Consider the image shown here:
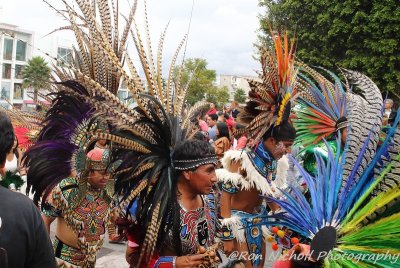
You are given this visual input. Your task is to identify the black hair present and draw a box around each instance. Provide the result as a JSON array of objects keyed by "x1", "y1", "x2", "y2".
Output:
[
  {"x1": 224, "y1": 113, "x2": 230, "y2": 120},
  {"x1": 13, "y1": 136, "x2": 19, "y2": 159},
  {"x1": 216, "y1": 122, "x2": 230, "y2": 140},
  {"x1": 209, "y1": 113, "x2": 218, "y2": 121},
  {"x1": 0, "y1": 111, "x2": 15, "y2": 165},
  {"x1": 193, "y1": 131, "x2": 207, "y2": 142},
  {"x1": 170, "y1": 139, "x2": 215, "y2": 255},
  {"x1": 235, "y1": 123, "x2": 245, "y2": 130},
  {"x1": 173, "y1": 139, "x2": 215, "y2": 164},
  {"x1": 263, "y1": 120, "x2": 296, "y2": 141}
]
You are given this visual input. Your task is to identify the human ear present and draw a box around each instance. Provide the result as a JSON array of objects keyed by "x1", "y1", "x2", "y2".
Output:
[{"x1": 182, "y1": 170, "x2": 191, "y2": 181}]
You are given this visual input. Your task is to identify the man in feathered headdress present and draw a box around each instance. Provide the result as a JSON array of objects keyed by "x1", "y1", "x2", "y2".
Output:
[
  {"x1": 125, "y1": 139, "x2": 221, "y2": 268},
  {"x1": 293, "y1": 64, "x2": 349, "y2": 177},
  {"x1": 217, "y1": 33, "x2": 297, "y2": 268},
  {"x1": 40, "y1": 147, "x2": 114, "y2": 267},
  {"x1": 22, "y1": 82, "x2": 120, "y2": 268}
]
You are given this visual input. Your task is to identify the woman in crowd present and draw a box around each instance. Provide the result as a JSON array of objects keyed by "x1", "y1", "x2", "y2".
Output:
[
  {"x1": 214, "y1": 122, "x2": 231, "y2": 160},
  {"x1": 232, "y1": 124, "x2": 247, "y2": 150}
]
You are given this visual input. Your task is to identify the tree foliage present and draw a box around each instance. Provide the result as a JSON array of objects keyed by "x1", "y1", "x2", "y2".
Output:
[
  {"x1": 175, "y1": 58, "x2": 217, "y2": 106},
  {"x1": 234, "y1": 88, "x2": 246, "y2": 103},
  {"x1": 259, "y1": 0, "x2": 400, "y2": 100},
  {"x1": 206, "y1": 86, "x2": 230, "y2": 108},
  {"x1": 22, "y1": 56, "x2": 51, "y2": 101}
]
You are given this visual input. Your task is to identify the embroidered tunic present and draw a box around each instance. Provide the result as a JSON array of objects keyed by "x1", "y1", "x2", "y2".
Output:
[
  {"x1": 42, "y1": 177, "x2": 113, "y2": 267},
  {"x1": 164, "y1": 191, "x2": 219, "y2": 255}
]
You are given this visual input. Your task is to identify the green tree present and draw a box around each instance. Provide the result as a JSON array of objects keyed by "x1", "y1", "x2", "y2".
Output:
[
  {"x1": 259, "y1": 0, "x2": 400, "y2": 99},
  {"x1": 206, "y1": 86, "x2": 230, "y2": 108},
  {"x1": 174, "y1": 58, "x2": 217, "y2": 105},
  {"x1": 234, "y1": 88, "x2": 246, "y2": 103},
  {"x1": 22, "y1": 56, "x2": 51, "y2": 102}
]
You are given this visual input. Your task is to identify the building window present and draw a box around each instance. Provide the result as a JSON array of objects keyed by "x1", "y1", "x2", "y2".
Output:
[
  {"x1": 3, "y1": 39, "x2": 13, "y2": 60},
  {"x1": 15, "y1": 64, "x2": 24, "y2": 79},
  {"x1": 57, "y1": 47, "x2": 73, "y2": 66},
  {"x1": 1, "y1": 82, "x2": 11, "y2": 99},
  {"x1": 14, "y1": 83, "x2": 23, "y2": 99},
  {"x1": 16, "y1": 40, "x2": 27, "y2": 61},
  {"x1": 2, "y1": 63, "x2": 11, "y2": 79}
]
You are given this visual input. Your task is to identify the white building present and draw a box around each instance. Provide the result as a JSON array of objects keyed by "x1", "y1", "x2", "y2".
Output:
[
  {"x1": 219, "y1": 74, "x2": 257, "y2": 100},
  {"x1": 0, "y1": 21, "x2": 143, "y2": 109},
  {"x1": 0, "y1": 23, "x2": 34, "y2": 108},
  {"x1": 0, "y1": 21, "x2": 77, "y2": 109}
]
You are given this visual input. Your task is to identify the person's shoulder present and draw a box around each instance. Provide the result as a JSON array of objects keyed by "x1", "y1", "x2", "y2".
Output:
[
  {"x1": 55, "y1": 177, "x2": 79, "y2": 198},
  {"x1": 0, "y1": 186, "x2": 33, "y2": 205}
]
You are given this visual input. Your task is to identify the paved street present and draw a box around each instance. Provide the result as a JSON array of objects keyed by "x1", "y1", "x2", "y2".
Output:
[
  {"x1": 96, "y1": 236, "x2": 128, "y2": 268},
  {"x1": 50, "y1": 226, "x2": 277, "y2": 267},
  {"x1": 50, "y1": 227, "x2": 128, "y2": 268}
]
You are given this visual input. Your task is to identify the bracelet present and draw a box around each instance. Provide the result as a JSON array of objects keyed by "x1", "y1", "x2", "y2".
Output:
[
  {"x1": 154, "y1": 256, "x2": 176, "y2": 268},
  {"x1": 220, "y1": 223, "x2": 235, "y2": 241},
  {"x1": 172, "y1": 256, "x2": 176, "y2": 268}
]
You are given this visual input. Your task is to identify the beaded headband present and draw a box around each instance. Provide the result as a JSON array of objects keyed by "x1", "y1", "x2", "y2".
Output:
[
  {"x1": 335, "y1": 119, "x2": 348, "y2": 132},
  {"x1": 174, "y1": 156, "x2": 218, "y2": 171},
  {"x1": 86, "y1": 148, "x2": 111, "y2": 171}
]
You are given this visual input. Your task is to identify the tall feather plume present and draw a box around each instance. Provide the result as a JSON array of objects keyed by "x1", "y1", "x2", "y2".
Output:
[
  {"x1": 341, "y1": 70, "x2": 383, "y2": 190},
  {"x1": 238, "y1": 31, "x2": 297, "y2": 142},
  {"x1": 259, "y1": 117, "x2": 400, "y2": 266},
  {"x1": 35, "y1": 1, "x2": 209, "y2": 266},
  {"x1": 293, "y1": 65, "x2": 347, "y2": 148}
]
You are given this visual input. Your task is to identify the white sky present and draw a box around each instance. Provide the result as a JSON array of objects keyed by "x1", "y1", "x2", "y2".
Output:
[{"x1": 0, "y1": 0, "x2": 262, "y2": 77}]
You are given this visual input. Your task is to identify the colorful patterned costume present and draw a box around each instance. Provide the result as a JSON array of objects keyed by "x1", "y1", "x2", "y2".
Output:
[
  {"x1": 218, "y1": 32, "x2": 297, "y2": 267},
  {"x1": 127, "y1": 189, "x2": 221, "y2": 268},
  {"x1": 258, "y1": 67, "x2": 400, "y2": 267},
  {"x1": 218, "y1": 146, "x2": 287, "y2": 266},
  {"x1": 42, "y1": 177, "x2": 113, "y2": 267}
]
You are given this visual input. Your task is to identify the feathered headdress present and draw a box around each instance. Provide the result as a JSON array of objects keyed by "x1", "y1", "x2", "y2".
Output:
[
  {"x1": 294, "y1": 64, "x2": 348, "y2": 148},
  {"x1": 27, "y1": 0, "x2": 216, "y2": 266},
  {"x1": 260, "y1": 85, "x2": 399, "y2": 265},
  {"x1": 238, "y1": 32, "x2": 298, "y2": 142},
  {"x1": 0, "y1": 103, "x2": 44, "y2": 149},
  {"x1": 23, "y1": 81, "x2": 119, "y2": 203}
]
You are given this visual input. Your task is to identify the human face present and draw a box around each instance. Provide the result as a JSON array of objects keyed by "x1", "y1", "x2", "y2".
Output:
[
  {"x1": 384, "y1": 100, "x2": 392, "y2": 109},
  {"x1": 88, "y1": 170, "x2": 111, "y2": 189},
  {"x1": 207, "y1": 117, "x2": 216, "y2": 127},
  {"x1": 264, "y1": 138, "x2": 294, "y2": 160},
  {"x1": 97, "y1": 139, "x2": 107, "y2": 147},
  {"x1": 187, "y1": 164, "x2": 217, "y2": 195}
]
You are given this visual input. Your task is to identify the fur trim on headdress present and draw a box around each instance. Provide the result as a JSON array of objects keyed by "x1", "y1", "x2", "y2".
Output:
[{"x1": 217, "y1": 150, "x2": 288, "y2": 198}]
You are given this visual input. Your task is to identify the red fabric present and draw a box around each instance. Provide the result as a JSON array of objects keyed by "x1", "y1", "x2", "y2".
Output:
[
  {"x1": 225, "y1": 116, "x2": 236, "y2": 130},
  {"x1": 235, "y1": 136, "x2": 248, "y2": 150},
  {"x1": 273, "y1": 260, "x2": 293, "y2": 268},
  {"x1": 206, "y1": 108, "x2": 217, "y2": 115},
  {"x1": 127, "y1": 231, "x2": 163, "y2": 268},
  {"x1": 199, "y1": 120, "x2": 209, "y2": 132},
  {"x1": 14, "y1": 127, "x2": 31, "y2": 148}
]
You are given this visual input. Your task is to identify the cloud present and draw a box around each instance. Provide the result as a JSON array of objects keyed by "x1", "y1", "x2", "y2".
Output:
[{"x1": 1, "y1": 0, "x2": 261, "y2": 77}]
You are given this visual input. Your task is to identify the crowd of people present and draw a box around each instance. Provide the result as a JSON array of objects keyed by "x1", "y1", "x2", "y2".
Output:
[
  {"x1": 193, "y1": 101, "x2": 248, "y2": 161},
  {"x1": 0, "y1": 1, "x2": 399, "y2": 268}
]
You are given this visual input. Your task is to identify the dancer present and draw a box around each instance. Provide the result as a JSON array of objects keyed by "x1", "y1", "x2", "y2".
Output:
[{"x1": 218, "y1": 33, "x2": 297, "y2": 268}]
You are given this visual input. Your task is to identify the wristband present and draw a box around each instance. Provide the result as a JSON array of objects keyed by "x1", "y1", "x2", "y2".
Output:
[
  {"x1": 220, "y1": 223, "x2": 235, "y2": 241},
  {"x1": 154, "y1": 256, "x2": 177, "y2": 268}
]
